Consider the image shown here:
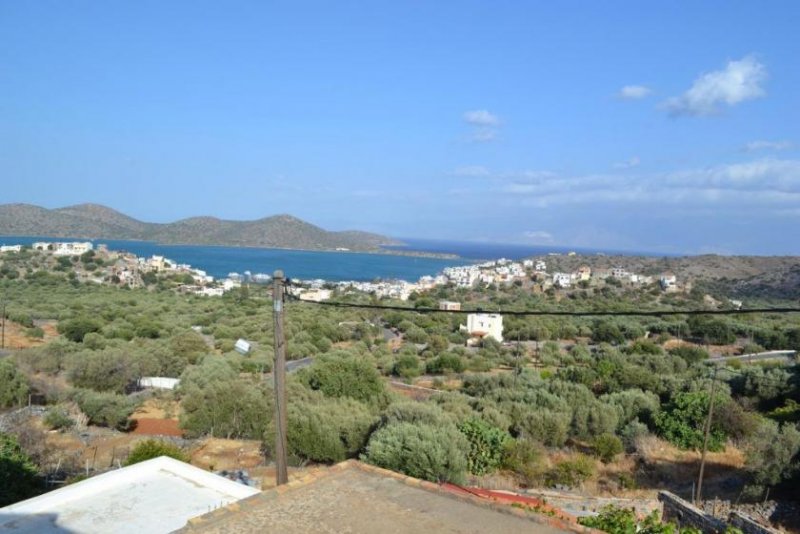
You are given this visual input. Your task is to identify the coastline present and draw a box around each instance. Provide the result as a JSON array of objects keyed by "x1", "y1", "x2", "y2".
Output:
[{"x1": 0, "y1": 234, "x2": 461, "y2": 260}]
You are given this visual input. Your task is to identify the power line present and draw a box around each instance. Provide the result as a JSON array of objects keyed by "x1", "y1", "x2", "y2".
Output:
[{"x1": 285, "y1": 290, "x2": 800, "y2": 318}]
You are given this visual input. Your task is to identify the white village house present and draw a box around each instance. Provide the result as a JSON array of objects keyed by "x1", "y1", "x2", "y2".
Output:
[{"x1": 462, "y1": 313, "x2": 504, "y2": 343}]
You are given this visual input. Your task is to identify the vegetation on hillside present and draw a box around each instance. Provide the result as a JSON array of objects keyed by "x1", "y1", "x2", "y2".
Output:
[
  {"x1": 1, "y1": 246, "x2": 799, "y2": 526},
  {"x1": 0, "y1": 203, "x2": 399, "y2": 250}
]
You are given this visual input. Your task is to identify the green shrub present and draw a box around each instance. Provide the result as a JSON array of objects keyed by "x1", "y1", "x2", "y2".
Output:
[
  {"x1": 744, "y1": 419, "x2": 800, "y2": 490},
  {"x1": 579, "y1": 506, "x2": 699, "y2": 534},
  {"x1": 70, "y1": 389, "x2": 137, "y2": 430},
  {"x1": 457, "y1": 419, "x2": 511, "y2": 475},
  {"x1": 0, "y1": 432, "x2": 41, "y2": 506},
  {"x1": 43, "y1": 408, "x2": 75, "y2": 431},
  {"x1": 547, "y1": 454, "x2": 595, "y2": 488},
  {"x1": 0, "y1": 359, "x2": 30, "y2": 408},
  {"x1": 516, "y1": 409, "x2": 570, "y2": 447},
  {"x1": 425, "y1": 353, "x2": 465, "y2": 374},
  {"x1": 25, "y1": 326, "x2": 45, "y2": 339},
  {"x1": 593, "y1": 433, "x2": 623, "y2": 463},
  {"x1": 655, "y1": 391, "x2": 727, "y2": 451},
  {"x1": 502, "y1": 439, "x2": 546, "y2": 486},
  {"x1": 601, "y1": 389, "x2": 661, "y2": 428},
  {"x1": 382, "y1": 402, "x2": 454, "y2": 427},
  {"x1": 58, "y1": 317, "x2": 102, "y2": 342},
  {"x1": 179, "y1": 359, "x2": 271, "y2": 439},
  {"x1": 362, "y1": 422, "x2": 468, "y2": 484},
  {"x1": 579, "y1": 505, "x2": 637, "y2": 533},
  {"x1": 287, "y1": 393, "x2": 376, "y2": 463},
  {"x1": 125, "y1": 439, "x2": 189, "y2": 465},
  {"x1": 392, "y1": 354, "x2": 421, "y2": 379},
  {"x1": 620, "y1": 419, "x2": 650, "y2": 451},
  {"x1": 668, "y1": 345, "x2": 709, "y2": 364},
  {"x1": 299, "y1": 352, "x2": 388, "y2": 406}
]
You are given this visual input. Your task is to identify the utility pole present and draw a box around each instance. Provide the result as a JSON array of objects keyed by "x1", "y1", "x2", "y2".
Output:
[
  {"x1": 1, "y1": 300, "x2": 6, "y2": 350},
  {"x1": 695, "y1": 366, "x2": 718, "y2": 505},
  {"x1": 272, "y1": 270, "x2": 289, "y2": 486}
]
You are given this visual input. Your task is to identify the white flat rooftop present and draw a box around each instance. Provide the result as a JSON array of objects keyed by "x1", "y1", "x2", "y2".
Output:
[{"x1": 0, "y1": 456, "x2": 260, "y2": 534}]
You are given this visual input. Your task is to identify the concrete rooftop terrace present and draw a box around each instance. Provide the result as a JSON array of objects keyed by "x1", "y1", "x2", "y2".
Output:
[
  {"x1": 0, "y1": 456, "x2": 260, "y2": 534},
  {"x1": 179, "y1": 460, "x2": 581, "y2": 534}
]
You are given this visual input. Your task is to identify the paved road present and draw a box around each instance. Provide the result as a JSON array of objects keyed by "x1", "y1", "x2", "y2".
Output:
[
  {"x1": 709, "y1": 350, "x2": 796, "y2": 365},
  {"x1": 285, "y1": 357, "x2": 314, "y2": 373}
]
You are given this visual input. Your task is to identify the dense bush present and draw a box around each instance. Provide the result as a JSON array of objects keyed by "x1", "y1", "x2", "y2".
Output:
[
  {"x1": 593, "y1": 433, "x2": 624, "y2": 463},
  {"x1": 546, "y1": 454, "x2": 595, "y2": 488},
  {"x1": 179, "y1": 359, "x2": 271, "y2": 439},
  {"x1": 516, "y1": 409, "x2": 570, "y2": 447},
  {"x1": 579, "y1": 505, "x2": 697, "y2": 534},
  {"x1": 125, "y1": 439, "x2": 189, "y2": 465},
  {"x1": 299, "y1": 352, "x2": 388, "y2": 406},
  {"x1": 655, "y1": 391, "x2": 728, "y2": 451},
  {"x1": 392, "y1": 354, "x2": 422, "y2": 379},
  {"x1": 601, "y1": 389, "x2": 661, "y2": 428},
  {"x1": 58, "y1": 316, "x2": 102, "y2": 342},
  {"x1": 287, "y1": 391, "x2": 376, "y2": 463},
  {"x1": 382, "y1": 401, "x2": 455, "y2": 427},
  {"x1": 362, "y1": 422, "x2": 468, "y2": 483},
  {"x1": 501, "y1": 439, "x2": 546, "y2": 486},
  {"x1": 668, "y1": 344, "x2": 709, "y2": 364},
  {"x1": 67, "y1": 347, "x2": 156, "y2": 392},
  {"x1": 70, "y1": 389, "x2": 137, "y2": 430},
  {"x1": 43, "y1": 408, "x2": 75, "y2": 431},
  {"x1": 744, "y1": 419, "x2": 800, "y2": 491},
  {"x1": 0, "y1": 432, "x2": 41, "y2": 506},
  {"x1": 425, "y1": 353, "x2": 465, "y2": 374},
  {"x1": 0, "y1": 359, "x2": 30, "y2": 408},
  {"x1": 457, "y1": 418, "x2": 511, "y2": 475}
]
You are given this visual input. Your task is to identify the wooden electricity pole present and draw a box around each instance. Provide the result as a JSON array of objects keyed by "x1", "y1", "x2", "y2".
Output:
[
  {"x1": 695, "y1": 366, "x2": 718, "y2": 504},
  {"x1": 1, "y1": 300, "x2": 6, "y2": 350},
  {"x1": 272, "y1": 270, "x2": 289, "y2": 486}
]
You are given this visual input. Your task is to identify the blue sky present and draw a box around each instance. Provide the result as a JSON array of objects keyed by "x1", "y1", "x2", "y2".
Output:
[{"x1": 1, "y1": 1, "x2": 798, "y2": 254}]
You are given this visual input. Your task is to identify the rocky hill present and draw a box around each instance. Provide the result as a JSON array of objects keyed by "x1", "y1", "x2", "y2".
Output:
[
  {"x1": 541, "y1": 254, "x2": 800, "y2": 300},
  {"x1": 0, "y1": 203, "x2": 400, "y2": 251}
]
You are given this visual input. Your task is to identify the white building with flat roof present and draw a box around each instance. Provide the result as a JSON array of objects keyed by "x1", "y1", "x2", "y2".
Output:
[
  {"x1": 463, "y1": 313, "x2": 503, "y2": 343},
  {"x1": 0, "y1": 456, "x2": 259, "y2": 534}
]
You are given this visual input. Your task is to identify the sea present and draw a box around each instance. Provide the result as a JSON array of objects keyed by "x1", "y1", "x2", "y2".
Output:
[{"x1": 0, "y1": 235, "x2": 661, "y2": 282}]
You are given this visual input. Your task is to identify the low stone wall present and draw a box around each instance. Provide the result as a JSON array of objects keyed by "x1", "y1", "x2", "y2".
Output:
[
  {"x1": 659, "y1": 492, "x2": 784, "y2": 534},
  {"x1": 658, "y1": 491, "x2": 726, "y2": 533},
  {"x1": 728, "y1": 511, "x2": 783, "y2": 534}
]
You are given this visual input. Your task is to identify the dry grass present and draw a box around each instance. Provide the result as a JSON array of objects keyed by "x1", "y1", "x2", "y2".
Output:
[
  {"x1": 131, "y1": 397, "x2": 182, "y2": 419},
  {"x1": 190, "y1": 437, "x2": 264, "y2": 471},
  {"x1": 0, "y1": 319, "x2": 58, "y2": 349}
]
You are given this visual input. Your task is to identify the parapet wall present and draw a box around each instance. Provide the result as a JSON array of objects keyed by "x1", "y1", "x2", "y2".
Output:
[
  {"x1": 658, "y1": 492, "x2": 782, "y2": 534},
  {"x1": 659, "y1": 491, "x2": 726, "y2": 533}
]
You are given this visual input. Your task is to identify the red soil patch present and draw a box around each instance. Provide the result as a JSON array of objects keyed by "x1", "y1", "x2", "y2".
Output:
[
  {"x1": 131, "y1": 418, "x2": 183, "y2": 437},
  {"x1": 442, "y1": 483, "x2": 578, "y2": 522}
]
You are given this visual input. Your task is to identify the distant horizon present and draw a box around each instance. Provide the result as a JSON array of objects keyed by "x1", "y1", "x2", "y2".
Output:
[
  {"x1": 2, "y1": 2, "x2": 798, "y2": 255},
  {"x1": 2, "y1": 201, "x2": 796, "y2": 258}
]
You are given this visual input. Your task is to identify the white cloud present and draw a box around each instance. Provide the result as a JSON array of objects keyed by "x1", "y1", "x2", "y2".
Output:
[
  {"x1": 523, "y1": 230, "x2": 554, "y2": 243},
  {"x1": 463, "y1": 109, "x2": 500, "y2": 126},
  {"x1": 470, "y1": 128, "x2": 497, "y2": 142},
  {"x1": 462, "y1": 110, "x2": 500, "y2": 142},
  {"x1": 495, "y1": 158, "x2": 800, "y2": 208},
  {"x1": 614, "y1": 156, "x2": 641, "y2": 169},
  {"x1": 618, "y1": 85, "x2": 651, "y2": 99},
  {"x1": 743, "y1": 140, "x2": 793, "y2": 152},
  {"x1": 664, "y1": 55, "x2": 767, "y2": 116},
  {"x1": 452, "y1": 165, "x2": 490, "y2": 177}
]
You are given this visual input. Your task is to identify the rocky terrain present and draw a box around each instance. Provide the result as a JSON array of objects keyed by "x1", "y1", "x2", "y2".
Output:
[{"x1": 0, "y1": 203, "x2": 401, "y2": 251}]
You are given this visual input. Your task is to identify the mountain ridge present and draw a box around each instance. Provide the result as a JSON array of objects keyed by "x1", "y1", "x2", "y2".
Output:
[{"x1": 0, "y1": 203, "x2": 401, "y2": 251}]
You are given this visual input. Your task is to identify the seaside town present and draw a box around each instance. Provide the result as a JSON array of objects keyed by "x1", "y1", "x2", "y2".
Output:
[
  {"x1": 0, "y1": 241, "x2": 684, "y2": 304},
  {"x1": 1, "y1": 240, "x2": 692, "y2": 350}
]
